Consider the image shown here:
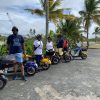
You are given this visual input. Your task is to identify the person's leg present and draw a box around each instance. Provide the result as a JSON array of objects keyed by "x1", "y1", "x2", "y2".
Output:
[
  {"x1": 74, "y1": 47, "x2": 79, "y2": 53},
  {"x1": 15, "y1": 53, "x2": 27, "y2": 81},
  {"x1": 12, "y1": 63, "x2": 18, "y2": 80},
  {"x1": 35, "y1": 55, "x2": 38, "y2": 66},
  {"x1": 59, "y1": 48, "x2": 63, "y2": 62},
  {"x1": 19, "y1": 63, "x2": 24, "y2": 76},
  {"x1": 11, "y1": 54, "x2": 17, "y2": 80},
  {"x1": 38, "y1": 55, "x2": 42, "y2": 66},
  {"x1": 35, "y1": 55, "x2": 41, "y2": 67},
  {"x1": 19, "y1": 63, "x2": 27, "y2": 81}
]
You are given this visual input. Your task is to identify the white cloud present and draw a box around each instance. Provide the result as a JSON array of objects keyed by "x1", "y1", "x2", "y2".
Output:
[{"x1": 0, "y1": 0, "x2": 98, "y2": 38}]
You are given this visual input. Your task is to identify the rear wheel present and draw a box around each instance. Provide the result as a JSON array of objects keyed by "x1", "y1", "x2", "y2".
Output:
[{"x1": 26, "y1": 67, "x2": 36, "y2": 76}]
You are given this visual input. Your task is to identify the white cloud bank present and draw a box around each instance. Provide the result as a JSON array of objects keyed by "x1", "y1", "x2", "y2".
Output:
[{"x1": 0, "y1": 0, "x2": 98, "y2": 38}]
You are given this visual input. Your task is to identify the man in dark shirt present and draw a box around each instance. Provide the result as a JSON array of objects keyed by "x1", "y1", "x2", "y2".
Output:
[
  {"x1": 7, "y1": 26, "x2": 27, "y2": 81},
  {"x1": 56, "y1": 34, "x2": 64, "y2": 59}
]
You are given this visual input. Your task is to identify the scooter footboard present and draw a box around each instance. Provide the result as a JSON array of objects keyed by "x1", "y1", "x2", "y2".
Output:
[{"x1": 82, "y1": 48, "x2": 87, "y2": 51}]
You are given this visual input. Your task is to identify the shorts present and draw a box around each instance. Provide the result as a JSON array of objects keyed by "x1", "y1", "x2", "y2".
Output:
[
  {"x1": 56, "y1": 48, "x2": 63, "y2": 56},
  {"x1": 10, "y1": 53, "x2": 23, "y2": 63}
]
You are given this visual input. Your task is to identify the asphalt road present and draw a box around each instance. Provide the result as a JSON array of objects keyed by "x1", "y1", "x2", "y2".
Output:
[{"x1": 0, "y1": 49, "x2": 100, "y2": 100}]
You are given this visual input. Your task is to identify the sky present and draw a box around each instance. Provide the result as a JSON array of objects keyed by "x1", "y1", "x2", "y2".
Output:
[{"x1": 0, "y1": 0, "x2": 98, "y2": 38}]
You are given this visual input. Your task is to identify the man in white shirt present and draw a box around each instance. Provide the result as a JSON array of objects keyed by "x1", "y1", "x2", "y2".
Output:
[
  {"x1": 33, "y1": 35, "x2": 43, "y2": 66},
  {"x1": 46, "y1": 37, "x2": 54, "y2": 58},
  {"x1": 74, "y1": 40, "x2": 82, "y2": 55}
]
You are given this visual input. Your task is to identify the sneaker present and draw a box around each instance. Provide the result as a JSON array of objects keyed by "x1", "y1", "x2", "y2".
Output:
[
  {"x1": 12, "y1": 75, "x2": 17, "y2": 80},
  {"x1": 22, "y1": 76, "x2": 27, "y2": 81}
]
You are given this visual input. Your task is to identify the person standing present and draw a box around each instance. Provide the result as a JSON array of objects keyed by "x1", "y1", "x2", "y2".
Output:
[
  {"x1": 63, "y1": 38, "x2": 69, "y2": 51},
  {"x1": 56, "y1": 34, "x2": 64, "y2": 57},
  {"x1": 7, "y1": 26, "x2": 27, "y2": 81},
  {"x1": 33, "y1": 34, "x2": 43, "y2": 66},
  {"x1": 46, "y1": 36, "x2": 54, "y2": 59}
]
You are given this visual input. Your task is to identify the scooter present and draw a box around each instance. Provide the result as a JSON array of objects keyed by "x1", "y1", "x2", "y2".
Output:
[
  {"x1": 26, "y1": 55, "x2": 52, "y2": 71},
  {"x1": 54, "y1": 50, "x2": 71, "y2": 63},
  {"x1": 24, "y1": 60, "x2": 38, "y2": 76},
  {"x1": 0, "y1": 55, "x2": 37, "y2": 76},
  {"x1": 40, "y1": 56, "x2": 51, "y2": 70},
  {"x1": 70, "y1": 47, "x2": 87, "y2": 59},
  {"x1": 45, "y1": 50, "x2": 60, "y2": 65},
  {"x1": 0, "y1": 70, "x2": 7, "y2": 90}
]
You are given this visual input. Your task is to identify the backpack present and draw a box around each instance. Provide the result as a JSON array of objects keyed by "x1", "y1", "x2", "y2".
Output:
[{"x1": 63, "y1": 39, "x2": 69, "y2": 48}]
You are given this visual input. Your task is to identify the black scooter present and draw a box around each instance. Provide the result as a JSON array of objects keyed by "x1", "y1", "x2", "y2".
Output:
[{"x1": 0, "y1": 70, "x2": 7, "y2": 90}]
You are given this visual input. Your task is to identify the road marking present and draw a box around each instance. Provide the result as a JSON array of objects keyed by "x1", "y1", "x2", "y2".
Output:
[
  {"x1": 34, "y1": 87, "x2": 48, "y2": 100},
  {"x1": 43, "y1": 85, "x2": 66, "y2": 100},
  {"x1": 34, "y1": 85, "x2": 100, "y2": 100}
]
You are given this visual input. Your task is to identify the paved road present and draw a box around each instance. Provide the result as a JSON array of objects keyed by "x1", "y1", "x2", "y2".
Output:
[{"x1": 0, "y1": 49, "x2": 100, "y2": 100}]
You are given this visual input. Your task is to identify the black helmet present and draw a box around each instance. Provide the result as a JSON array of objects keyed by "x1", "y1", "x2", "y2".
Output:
[
  {"x1": 36, "y1": 34, "x2": 42, "y2": 39},
  {"x1": 12, "y1": 26, "x2": 18, "y2": 32}
]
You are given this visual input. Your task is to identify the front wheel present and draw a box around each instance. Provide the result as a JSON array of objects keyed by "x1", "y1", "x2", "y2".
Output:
[
  {"x1": 52, "y1": 57, "x2": 59, "y2": 64},
  {"x1": 26, "y1": 67, "x2": 36, "y2": 76},
  {"x1": 0, "y1": 75, "x2": 7, "y2": 90},
  {"x1": 42, "y1": 64, "x2": 50, "y2": 70},
  {"x1": 64, "y1": 55, "x2": 71, "y2": 62}
]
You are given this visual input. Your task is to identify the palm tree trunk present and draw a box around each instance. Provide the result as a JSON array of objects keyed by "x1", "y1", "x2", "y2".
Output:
[
  {"x1": 95, "y1": 34, "x2": 96, "y2": 43},
  {"x1": 86, "y1": 27, "x2": 89, "y2": 49},
  {"x1": 46, "y1": 0, "x2": 49, "y2": 42}
]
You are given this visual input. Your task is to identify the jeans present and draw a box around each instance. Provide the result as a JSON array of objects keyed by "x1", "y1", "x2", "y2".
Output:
[
  {"x1": 35, "y1": 55, "x2": 42, "y2": 66},
  {"x1": 74, "y1": 47, "x2": 81, "y2": 54}
]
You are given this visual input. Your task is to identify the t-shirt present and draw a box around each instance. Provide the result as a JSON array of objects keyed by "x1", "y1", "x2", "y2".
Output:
[
  {"x1": 46, "y1": 41, "x2": 54, "y2": 50},
  {"x1": 56, "y1": 38, "x2": 64, "y2": 48},
  {"x1": 63, "y1": 39, "x2": 69, "y2": 48},
  {"x1": 7, "y1": 34, "x2": 24, "y2": 54},
  {"x1": 76, "y1": 42, "x2": 82, "y2": 47},
  {"x1": 34, "y1": 40, "x2": 43, "y2": 55}
]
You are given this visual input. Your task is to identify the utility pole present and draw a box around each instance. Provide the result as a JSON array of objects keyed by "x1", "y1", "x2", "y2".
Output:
[
  {"x1": 45, "y1": 0, "x2": 49, "y2": 41},
  {"x1": 6, "y1": 13, "x2": 14, "y2": 26}
]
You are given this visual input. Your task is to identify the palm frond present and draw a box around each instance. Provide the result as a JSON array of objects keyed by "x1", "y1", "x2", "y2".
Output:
[
  {"x1": 50, "y1": 0, "x2": 62, "y2": 11},
  {"x1": 25, "y1": 8, "x2": 44, "y2": 16},
  {"x1": 40, "y1": 0, "x2": 46, "y2": 10},
  {"x1": 92, "y1": 15, "x2": 100, "y2": 25}
]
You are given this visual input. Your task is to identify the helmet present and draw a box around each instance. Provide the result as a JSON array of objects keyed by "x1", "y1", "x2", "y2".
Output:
[{"x1": 36, "y1": 34, "x2": 42, "y2": 39}]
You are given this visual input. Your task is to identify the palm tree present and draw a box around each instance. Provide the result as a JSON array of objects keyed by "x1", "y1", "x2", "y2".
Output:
[
  {"x1": 79, "y1": 0, "x2": 100, "y2": 48},
  {"x1": 26, "y1": 0, "x2": 64, "y2": 39},
  {"x1": 26, "y1": 0, "x2": 64, "y2": 23},
  {"x1": 93, "y1": 27, "x2": 100, "y2": 42},
  {"x1": 57, "y1": 18, "x2": 82, "y2": 47}
]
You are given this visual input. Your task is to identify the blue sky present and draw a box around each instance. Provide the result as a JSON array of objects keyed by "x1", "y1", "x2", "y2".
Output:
[{"x1": 0, "y1": 0, "x2": 98, "y2": 38}]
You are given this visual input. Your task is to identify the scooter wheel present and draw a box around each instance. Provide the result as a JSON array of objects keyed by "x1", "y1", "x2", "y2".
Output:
[
  {"x1": 42, "y1": 64, "x2": 50, "y2": 70},
  {"x1": 26, "y1": 67, "x2": 36, "y2": 76},
  {"x1": 52, "y1": 57, "x2": 59, "y2": 64},
  {"x1": 0, "y1": 76, "x2": 7, "y2": 90},
  {"x1": 81, "y1": 53, "x2": 87, "y2": 59},
  {"x1": 64, "y1": 55, "x2": 71, "y2": 62}
]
